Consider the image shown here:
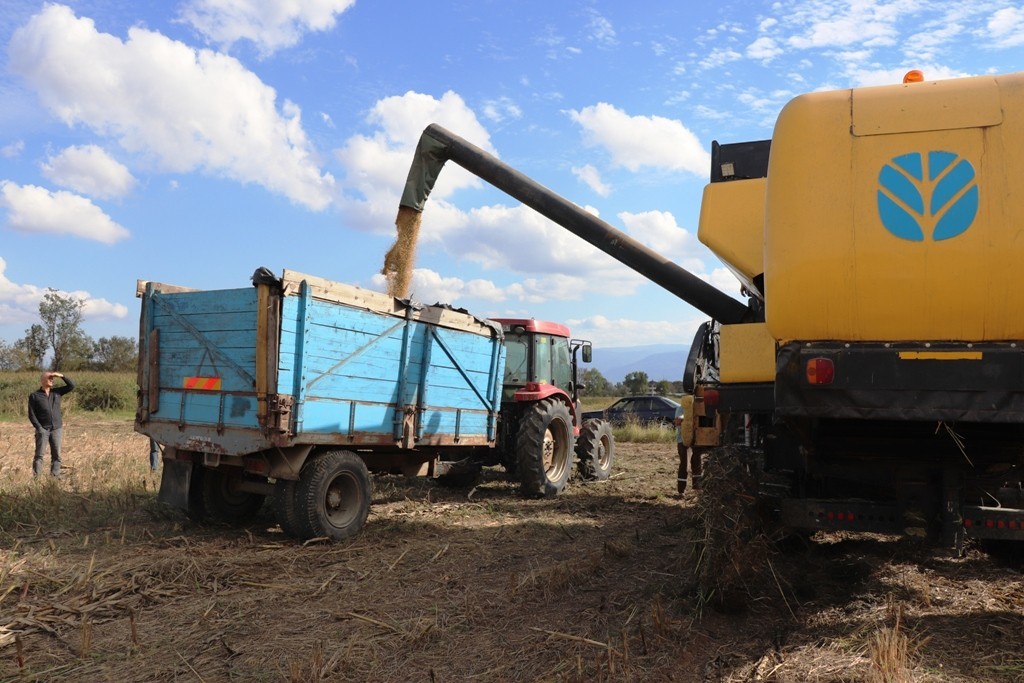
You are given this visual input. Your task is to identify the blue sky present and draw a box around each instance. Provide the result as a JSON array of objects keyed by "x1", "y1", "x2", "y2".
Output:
[{"x1": 1, "y1": 1, "x2": 1022, "y2": 354}]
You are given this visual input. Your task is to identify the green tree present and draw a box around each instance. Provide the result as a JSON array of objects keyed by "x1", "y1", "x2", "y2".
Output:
[
  {"x1": 0, "y1": 339, "x2": 26, "y2": 371},
  {"x1": 92, "y1": 336, "x2": 138, "y2": 371},
  {"x1": 623, "y1": 370, "x2": 649, "y2": 395},
  {"x1": 12, "y1": 324, "x2": 49, "y2": 370},
  {"x1": 654, "y1": 380, "x2": 672, "y2": 396},
  {"x1": 39, "y1": 289, "x2": 91, "y2": 370},
  {"x1": 580, "y1": 367, "x2": 611, "y2": 396}
]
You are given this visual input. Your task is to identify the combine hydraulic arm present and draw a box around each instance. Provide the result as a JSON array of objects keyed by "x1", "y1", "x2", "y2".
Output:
[{"x1": 397, "y1": 124, "x2": 751, "y2": 325}]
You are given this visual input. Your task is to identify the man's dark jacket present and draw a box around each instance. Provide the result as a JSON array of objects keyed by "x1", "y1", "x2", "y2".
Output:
[{"x1": 28, "y1": 376, "x2": 75, "y2": 431}]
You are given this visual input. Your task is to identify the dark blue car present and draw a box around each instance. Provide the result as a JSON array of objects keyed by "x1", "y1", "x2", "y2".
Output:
[{"x1": 582, "y1": 395, "x2": 680, "y2": 426}]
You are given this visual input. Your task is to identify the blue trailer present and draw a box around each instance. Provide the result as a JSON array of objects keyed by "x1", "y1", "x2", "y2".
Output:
[
  {"x1": 136, "y1": 269, "x2": 508, "y2": 539},
  {"x1": 136, "y1": 269, "x2": 614, "y2": 540}
]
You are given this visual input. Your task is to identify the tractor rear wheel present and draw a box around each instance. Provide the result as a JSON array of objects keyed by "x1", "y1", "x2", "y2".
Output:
[
  {"x1": 576, "y1": 419, "x2": 614, "y2": 481},
  {"x1": 295, "y1": 450, "x2": 371, "y2": 541},
  {"x1": 516, "y1": 398, "x2": 573, "y2": 497}
]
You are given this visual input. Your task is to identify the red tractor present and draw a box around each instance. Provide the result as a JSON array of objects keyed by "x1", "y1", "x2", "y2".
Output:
[{"x1": 446, "y1": 317, "x2": 614, "y2": 496}]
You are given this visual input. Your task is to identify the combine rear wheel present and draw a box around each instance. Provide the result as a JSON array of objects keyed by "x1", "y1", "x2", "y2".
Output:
[
  {"x1": 516, "y1": 399, "x2": 573, "y2": 497},
  {"x1": 295, "y1": 450, "x2": 371, "y2": 541},
  {"x1": 576, "y1": 419, "x2": 614, "y2": 481}
]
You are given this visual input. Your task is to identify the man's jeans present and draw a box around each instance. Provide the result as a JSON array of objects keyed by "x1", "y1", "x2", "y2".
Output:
[{"x1": 33, "y1": 427, "x2": 63, "y2": 477}]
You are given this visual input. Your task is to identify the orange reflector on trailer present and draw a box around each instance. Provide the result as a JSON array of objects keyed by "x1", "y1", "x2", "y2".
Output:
[
  {"x1": 805, "y1": 358, "x2": 834, "y2": 385},
  {"x1": 184, "y1": 376, "x2": 222, "y2": 390}
]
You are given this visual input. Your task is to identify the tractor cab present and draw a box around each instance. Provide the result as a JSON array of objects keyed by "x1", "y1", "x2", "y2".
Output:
[{"x1": 492, "y1": 318, "x2": 591, "y2": 405}]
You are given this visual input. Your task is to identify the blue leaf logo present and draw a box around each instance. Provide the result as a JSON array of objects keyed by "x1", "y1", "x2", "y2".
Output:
[{"x1": 877, "y1": 151, "x2": 978, "y2": 242}]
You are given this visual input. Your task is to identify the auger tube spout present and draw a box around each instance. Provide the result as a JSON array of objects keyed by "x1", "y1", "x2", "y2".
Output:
[{"x1": 397, "y1": 123, "x2": 752, "y2": 325}]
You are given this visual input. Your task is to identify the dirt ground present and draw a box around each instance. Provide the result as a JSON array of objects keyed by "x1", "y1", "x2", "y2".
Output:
[{"x1": 1, "y1": 419, "x2": 1023, "y2": 682}]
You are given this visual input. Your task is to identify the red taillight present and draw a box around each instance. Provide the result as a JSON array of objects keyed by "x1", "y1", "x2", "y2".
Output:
[
  {"x1": 806, "y1": 358, "x2": 835, "y2": 385},
  {"x1": 703, "y1": 389, "x2": 720, "y2": 407}
]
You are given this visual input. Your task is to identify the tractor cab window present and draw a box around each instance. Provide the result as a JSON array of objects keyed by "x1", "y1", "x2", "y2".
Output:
[
  {"x1": 534, "y1": 335, "x2": 551, "y2": 384},
  {"x1": 551, "y1": 336, "x2": 571, "y2": 391},
  {"x1": 504, "y1": 337, "x2": 529, "y2": 385}
]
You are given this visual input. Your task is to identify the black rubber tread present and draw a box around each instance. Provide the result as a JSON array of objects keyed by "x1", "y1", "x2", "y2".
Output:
[
  {"x1": 273, "y1": 478, "x2": 308, "y2": 539},
  {"x1": 200, "y1": 468, "x2": 265, "y2": 522},
  {"x1": 575, "y1": 418, "x2": 615, "y2": 481},
  {"x1": 295, "y1": 450, "x2": 372, "y2": 541},
  {"x1": 186, "y1": 462, "x2": 207, "y2": 522},
  {"x1": 515, "y1": 398, "x2": 574, "y2": 498}
]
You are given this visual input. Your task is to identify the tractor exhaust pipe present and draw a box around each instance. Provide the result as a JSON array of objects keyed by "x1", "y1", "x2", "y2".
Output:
[{"x1": 390, "y1": 123, "x2": 752, "y2": 325}]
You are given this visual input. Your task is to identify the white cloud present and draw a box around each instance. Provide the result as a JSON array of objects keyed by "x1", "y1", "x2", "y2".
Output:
[
  {"x1": 0, "y1": 256, "x2": 128, "y2": 328},
  {"x1": 1, "y1": 141, "x2": 24, "y2": 158},
  {"x1": 481, "y1": 97, "x2": 523, "y2": 123},
  {"x1": 9, "y1": 4, "x2": 335, "y2": 211},
  {"x1": 617, "y1": 210, "x2": 706, "y2": 272},
  {"x1": 369, "y1": 268, "x2": 511, "y2": 306},
  {"x1": 572, "y1": 164, "x2": 610, "y2": 197},
  {"x1": 569, "y1": 103, "x2": 709, "y2": 175},
  {"x1": 987, "y1": 7, "x2": 1024, "y2": 47},
  {"x1": 334, "y1": 90, "x2": 493, "y2": 231},
  {"x1": 747, "y1": 36, "x2": 783, "y2": 61},
  {"x1": 587, "y1": 10, "x2": 617, "y2": 47},
  {"x1": 0, "y1": 181, "x2": 130, "y2": 244},
  {"x1": 41, "y1": 145, "x2": 136, "y2": 200},
  {"x1": 710, "y1": 267, "x2": 743, "y2": 297},
  {"x1": 565, "y1": 313, "x2": 707, "y2": 348},
  {"x1": 845, "y1": 64, "x2": 970, "y2": 88},
  {"x1": 179, "y1": 0, "x2": 356, "y2": 55},
  {"x1": 699, "y1": 48, "x2": 743, "y2": 70}
]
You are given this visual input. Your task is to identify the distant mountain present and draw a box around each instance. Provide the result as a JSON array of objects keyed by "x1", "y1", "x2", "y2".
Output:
[{"x1": 588, "y1": 344, "x2": 689, "y2": 383}]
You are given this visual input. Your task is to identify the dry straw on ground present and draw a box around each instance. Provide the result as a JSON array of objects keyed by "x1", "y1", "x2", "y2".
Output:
[{"x1": 1, "y1": 419, "x2": 1023, "y2": 682}]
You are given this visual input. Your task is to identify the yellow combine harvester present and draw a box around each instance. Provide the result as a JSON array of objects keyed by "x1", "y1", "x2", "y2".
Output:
[{"x1": 399, "y1": 71, "x2": 1024, "y2": 549}]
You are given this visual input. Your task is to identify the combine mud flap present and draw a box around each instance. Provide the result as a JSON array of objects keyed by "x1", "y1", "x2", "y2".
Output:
[{"x1": 158, "y1": 459, "x2": 193, "y2": 510}]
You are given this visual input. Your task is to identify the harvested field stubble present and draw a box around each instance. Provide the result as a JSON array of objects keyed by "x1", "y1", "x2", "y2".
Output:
[{"x1": 0, "y1": 419, "x2": 1022, "y2": 682}]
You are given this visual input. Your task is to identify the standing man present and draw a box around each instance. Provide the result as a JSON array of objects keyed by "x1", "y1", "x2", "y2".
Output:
[
  {"x1": 28, "y1": 371, "x2": 75, "y2": 478},
  {"x1": 673, "y1": 400, "x2": 702, "y2": 495}
]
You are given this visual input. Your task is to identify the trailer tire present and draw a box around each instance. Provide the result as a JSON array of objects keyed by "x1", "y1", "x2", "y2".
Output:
[
  {"x1": 296, "y1": 450, "x2": 371, "y2": 541},
  {"x1": 200, "y1": 469, "x2": 265, "y2": 523},
  {"x1": 273, "y1": 478, "x2": 308, "y2": 539},
  {"x1": 516, "y1": 398, "x2": 573, "y2": 498},
  {"x1": 576, "y1": 419, "x2": 614, "y2": 481}
]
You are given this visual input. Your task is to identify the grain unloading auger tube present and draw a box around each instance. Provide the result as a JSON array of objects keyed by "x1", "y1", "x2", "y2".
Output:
[{"x1": 390, "y1": 123, "x2": 752, "y2": 326}]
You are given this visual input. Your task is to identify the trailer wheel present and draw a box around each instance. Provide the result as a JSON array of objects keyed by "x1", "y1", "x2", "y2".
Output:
[
  {"x1": 516, "y1": 398, "x2": 574, "y2": 497},
  {"x1": 200, "y1": 469, "x2": 265, "y2": 523},
  {"x1": 273, "y1": 478, "x2": 308, "y2": 539},
  {"x1": 296, "y1": 450, "x2": 371, "y2": 541},
  {"x1": 576, "y1": 419, "x2": 614, "y2": 481}
]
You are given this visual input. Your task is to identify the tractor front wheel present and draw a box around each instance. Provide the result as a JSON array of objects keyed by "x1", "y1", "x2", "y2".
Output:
[
  {"x1": 576, "y1": 419, "x2": 615, "y2": 481},
  {"x1": 516, "y1": 398, "x2": 574, "y2": 498}
]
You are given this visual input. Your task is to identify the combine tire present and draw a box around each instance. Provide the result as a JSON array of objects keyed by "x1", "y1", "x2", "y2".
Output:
[
  {"x1": 296, "y1": 450, "x2": 371, "y2": 541},
  {"x1": 516, "y1": 398, "x2": 574, "y2": 498},
  {"x1": 199, "y1": 469, "x2": 265, "y2": 523},
  {"x1": 576, "y1": 419, "x2": 614, "y2": 481}
]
